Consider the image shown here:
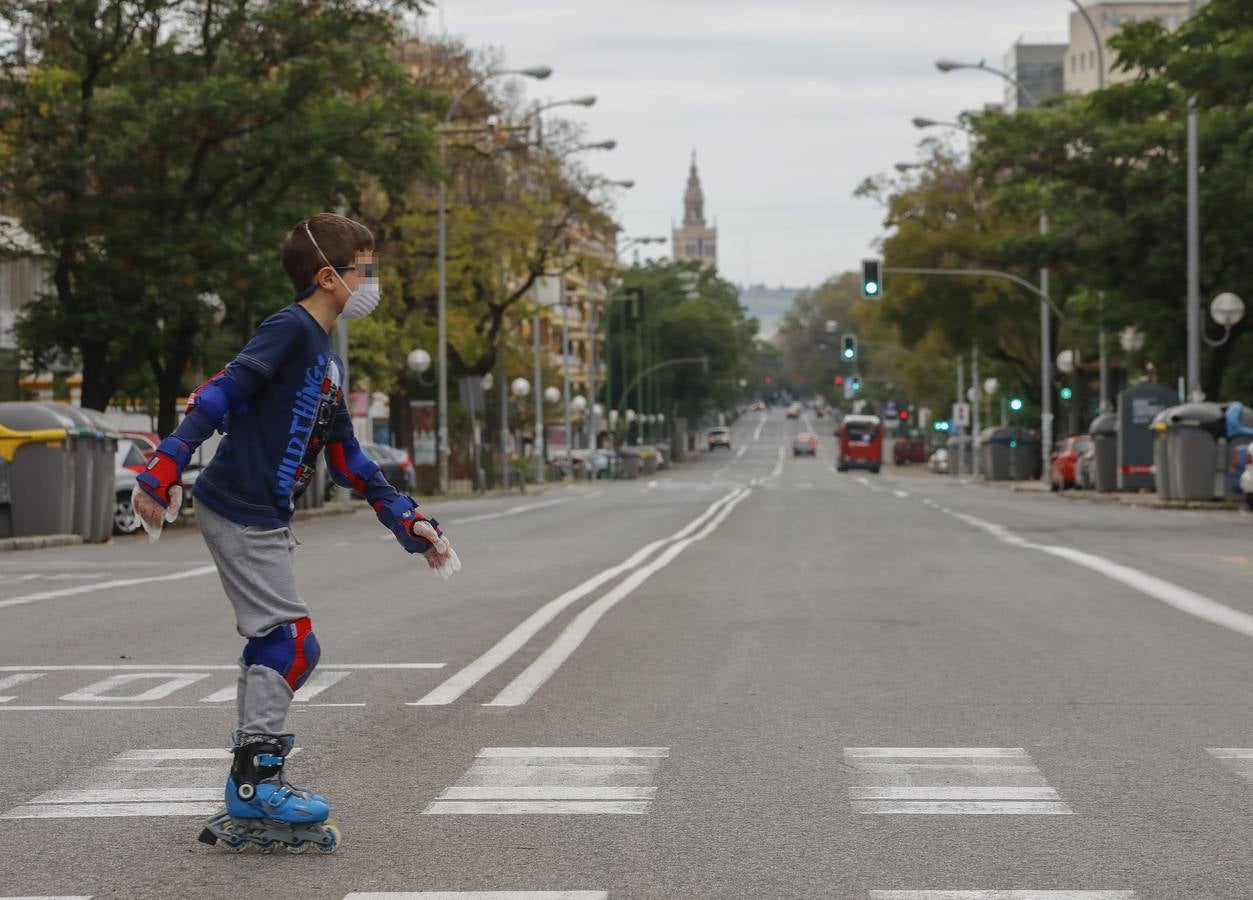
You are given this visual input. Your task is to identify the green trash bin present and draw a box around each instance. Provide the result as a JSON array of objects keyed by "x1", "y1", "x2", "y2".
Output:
[
  {"x1": 0, "y1": 401, "x2": 76, "y2": 538},
  {"x1": 78, "y1": 408, "x2": 121, "y2": 542}
]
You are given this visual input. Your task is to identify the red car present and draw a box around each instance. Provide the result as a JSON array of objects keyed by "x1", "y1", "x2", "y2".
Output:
[
  {"x1": 1050, "y1": 434, "x2": 1093, "y2": 491},
  {"x1": 120, "y1": 430, "x2": 160, "y2": 461},
  {"x1": 837, "y1": 415, "x2": 883, "y2": 474},
  {"x1": 893, "y1": 437, "x2": 927, "y2": 466}
]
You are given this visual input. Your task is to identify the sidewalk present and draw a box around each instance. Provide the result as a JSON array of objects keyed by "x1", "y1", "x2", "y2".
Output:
[{"x1": 976, "y1": 476, "x2": 1244, "y2": 511}]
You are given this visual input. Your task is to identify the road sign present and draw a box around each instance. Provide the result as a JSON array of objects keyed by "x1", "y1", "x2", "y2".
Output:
[{"x1": 952, "y1": 402, "x2": 971, "y2": 428}]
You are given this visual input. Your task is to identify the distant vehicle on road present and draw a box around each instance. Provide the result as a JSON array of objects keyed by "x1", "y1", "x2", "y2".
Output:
[
  {"x1": 928, "y1": 448, "x2": 950, "y2": 474},
  {"x1": 792, "y1": 432, "x2": 818, "y2": 457},
  {"x1": 707, "y1": 427, "x2": 731, "y2": 451},
  {"x1": 1050, "y1": 435, "x2": 1092, "y2": 491},
  {"x1": 786, "y1": 402, "x2": 802, "y2": 419},
  {"x1": 750, "y1": 400, "x2": 767, "y2": 411},
  {"x1": 893, "y1": 436, "x2": 927, "y2": 466},
  {"x1": 837, "y1": 415, "x2": 883, "y2": 474}
]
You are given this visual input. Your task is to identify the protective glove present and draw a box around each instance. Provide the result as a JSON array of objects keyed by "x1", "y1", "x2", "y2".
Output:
[
  {"x1": 133, "y1": 437, "x2": 191, "y2": 542},
  {"x1": 375, "y1": 495, "x2": 462, "y2": 580}
]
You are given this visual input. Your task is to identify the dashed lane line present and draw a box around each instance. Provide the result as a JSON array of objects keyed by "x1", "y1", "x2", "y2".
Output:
[
  {"x1": 345, "y1": 894, "x2": 607, "y2": 899},
  {"x1": 736, "y1": 446, "x2": 746, "y2": 459},
  {"x1": 0, "y1": 566, "x2": 218, "y2": 610},
  {"x1": 753, "y1": 414, "x2": 767, "y2": 442},
  {"x1": 870, "y1": 894, "x2": 1137, "y2": 899},
  {"x1": 411, "y1": 489, "x2": 746, "y2": 706},
  {"x1": 485, "y1": 489, "x2": 751, "y2": 706}
]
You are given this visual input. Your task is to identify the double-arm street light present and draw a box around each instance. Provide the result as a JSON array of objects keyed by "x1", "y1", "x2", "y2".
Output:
[
  {"x1": 438, "y1": 64, "x2": 552, "y2": 494},
  {"x1": 934, "y1": 58, "x2": 1041, "y2": 109}
]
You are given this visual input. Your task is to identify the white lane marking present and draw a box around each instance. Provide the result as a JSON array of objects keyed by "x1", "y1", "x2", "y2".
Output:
[
  {"x1": 4, "y1": 896, "x2": 94, "y2": 899},
  {"x1": 345, "y1": 893, "x2": 607, "y2": 899},
  {"x1": 293, "y1": 669, "x2": 351, "y2": 701},
  {"x1": 411, "y1": 489, "x2": 745, "y2": 706},
  {"x1": 447, "y1": 497, "x2": 574, "y2": 526},
  {"x1": 855, "y1": 476, "x2": 884, "y2": 493},
  {"x1": 845, "y1": 747, "x2": 1071, "y2": 815},
  {"x1": 583, "y1": 491, "x2": 604, "y2": 501},
  {"x1": 893, "y1": 490, "x2": 909, "y2": 499},
  {"x1": 756, "y1": 447, "x2": 786, "y2": 488},
  {"x1": 0, "y1": 672, "x2": 45, "y2": 702},
  {"x1": 753, "y1": 415, "x2": 767, "y2": 442},
  {"x1": 870, "y1": 893, "x2": 1138, "y2": 899},
  {"x1": 485, "y1": 490, "x2": 751, "y2": 707},
  {"x1": 424, "y1": 747, "x2": 667, "y2": 816},
  {"x1": 59, "y1": 672, "x2": 210, "y2": 703},
  {"x1": 0, "y1": 704, "x2": 363, "y2": 711},
  {"x1": 199, "y1": 686, "x2": 236, "y2": 703},
  {"x1": 944, "y1": 508, "x2": 1253, "y2": 641},
  {"x1": 1209, "y1": 748, "x2": 1253, "y2": 783},
  {"x1": 0, "y1": 566, "x2": 217, "y2": 610},
  {"x1": 0, "y1": 663, "x2": 443, "y2": 671},
  {"x1": 0, "y1": 747, "x2": 239, "y2": 819},
  {"x1": 736, "y1": 446, "x2": 746, "y2": 459}
]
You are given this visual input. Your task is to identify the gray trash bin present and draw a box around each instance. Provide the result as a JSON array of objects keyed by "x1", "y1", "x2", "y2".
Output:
[
  {"x1": 1166, "y1": 403, "x2": 1227, "y2": 501},
  {"x1": 39, "y1": 403, "x2": 114, "y2": 542},
  {"x1": 641, "y1": 445, "x2": 660, "y2": 475},
  {"x1": 1089, "y1": 413, "x2": 1118, "y2": 493},
  {"x1": 77, "y1": 408, "x2": 120, "y2": 542},
  {"x1": 979, "y1": 427, "x2": 1016, "y2": 481},
  {"x1": 1010, "y1": 431, "x2": 1041, "y2": 481},
  {"x1": 945, "y1": 436, "x2": 961, "y2": 476},
  {"x1": 618, "y1": 446, "x2": 640, "y2": 480},
  {"x1": 0, "y1": 401, "x2": 76, "y2": 538},
  {"x1": 1151, "y1": 409, "x2": 1175, "y2": 500}
]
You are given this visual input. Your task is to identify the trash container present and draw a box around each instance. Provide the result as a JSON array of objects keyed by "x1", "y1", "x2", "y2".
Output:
[
  {"x1": 1089, "y1": 413, "x2": 1118, "y2": 493},
  {"x1": 1010, "y1": 431, "x2": 1041, "y2": 481},
  {"x1": 945, "y1": 436, "x2": 961, "y2": 476},
  {"x1": 617, "y1": 446, "x2": 640, "y2": 480},
  {"x1": 1224, "y1": 403, "x2": 1253, "y2": 497},
  {"x1": 76, "y1": 408, "x2": 121, "y2": 542},
  {"x1": 0, "y1": 401, "x2": 76, "y2": 538},
  {"x1": 1166, "y1": 402, "x2": 1227, "y2": 501},
  {"x1": 1151, "y1": 409, "x2": 1175, "y2": 500},
  {"x1": 979, "y1": 427, "x2": 1016, "y2": 481},
  {"x1": 640, "y1": 445, "x2": 659, "y2": 475},
  {"x1": 38, "y1": 403, "x2": 112, "y2": 542}
]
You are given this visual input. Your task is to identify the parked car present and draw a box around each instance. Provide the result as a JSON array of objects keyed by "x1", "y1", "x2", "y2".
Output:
[
  {"x1": 893, "y1": 437, "x2": 928, "y2": 466},
  {"x1": 927, "y1": 448, "x2": 950, "y2": 474},
  {"x1": 1050, "y1": 434, "x2": 1093, "y2": 491},
  {"x1": 113, "y1": 439, "x2": 149, "y2": 535},
  {"x1": 707, "y1": 427, "x2": 731, "y2": 451},
  {"x1": 1076, "y1": 444, "x2": 1097, "y2": 491},
  {"x1": 792, "y1": 432, "x2": 818, "y2": 457},
  {"x1": 120, "y1": 430, "x2": 160, "y2": 461},
  {"x1": 571, "y1": 448, "x2": 612, "y2": 479}
]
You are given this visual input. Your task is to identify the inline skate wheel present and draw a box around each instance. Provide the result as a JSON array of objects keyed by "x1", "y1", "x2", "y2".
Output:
[
  {"x1": 255, "y1": 838, "x2": 277, "y2": 854},
  {"x1": 316, "y1": 823, "x2": 342, "y2": 855},
  {"x1": 222, "y1": 837, "x2": 248, "y2": 853},
  {"x1": 285, "y1": 839, "x2": 308, "y2": 855}
]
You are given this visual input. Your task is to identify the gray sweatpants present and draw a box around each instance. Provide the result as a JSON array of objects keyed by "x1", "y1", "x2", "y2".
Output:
[{"x1": 198, "y1": 502, "x2": 311, "y2": 736}]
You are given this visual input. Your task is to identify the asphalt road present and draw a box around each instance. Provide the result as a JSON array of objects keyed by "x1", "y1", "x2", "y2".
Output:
[{"x1": 2, "y1": 407, "x2": 1253, "y2": 899}]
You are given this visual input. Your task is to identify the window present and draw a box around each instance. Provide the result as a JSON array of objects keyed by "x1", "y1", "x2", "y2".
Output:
[{"x1": 685, "y1": 242, "x2": 697, "y2": 256}]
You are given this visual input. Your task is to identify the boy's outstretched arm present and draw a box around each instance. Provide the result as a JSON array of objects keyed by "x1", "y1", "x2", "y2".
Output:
[
  {"x1": 132, "y1": 364, "x2": 265, "y2": 540},
  {"x1": 324, "y1": 400, "x2": 460, "y2": 579}
]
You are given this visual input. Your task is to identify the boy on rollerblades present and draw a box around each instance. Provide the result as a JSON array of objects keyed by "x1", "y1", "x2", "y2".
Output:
[{"x1": 132, "y1": 213, "x2": 460, "y2": 853}]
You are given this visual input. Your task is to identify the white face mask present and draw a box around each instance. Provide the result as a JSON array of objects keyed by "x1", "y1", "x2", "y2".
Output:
[{"x1": 303, "y1": 223, "x2": 379, "y2": 320}]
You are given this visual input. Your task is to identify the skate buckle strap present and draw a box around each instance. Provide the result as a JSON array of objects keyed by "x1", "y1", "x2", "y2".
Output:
[{"x1": 255, "y1": 754, "x2": 284, "y2": 768}]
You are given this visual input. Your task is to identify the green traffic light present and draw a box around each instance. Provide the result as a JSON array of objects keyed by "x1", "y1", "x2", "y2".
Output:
[
  {"x1": 842, "y1": 349, "x2": 854, "y2": 360},
  {"x1": 864, "y1": 281, "x2": 879, "y2": 295},
  {"x1": 1009, "y1": 397, "x2": 1024, "y2": 412},
  {"x1": 1059, "y1": 387, "x2": 1073, "y2": 401}
]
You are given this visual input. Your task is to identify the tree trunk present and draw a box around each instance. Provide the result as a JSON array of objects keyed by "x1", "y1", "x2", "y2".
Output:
[
  {"x1": 389, "y1": 388, "x2": 413, "y2": 455},
  {"x1": 78, "y1": 341, "x2": 121, "y2": 413}
]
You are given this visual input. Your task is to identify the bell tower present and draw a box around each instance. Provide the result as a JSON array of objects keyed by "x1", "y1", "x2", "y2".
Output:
[{"x1": 672, "y1": 151, "x2": 717, "y2": 270}]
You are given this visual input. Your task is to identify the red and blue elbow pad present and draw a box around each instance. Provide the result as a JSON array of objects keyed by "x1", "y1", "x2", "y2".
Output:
[
  {"x1": 136, "y1": 436, "x2": 192, "y2": 508},
  {"x1": 186, "y1": 369, "x2": 249, "y2": 433},
  {"x1": 374, "y1": 495, "x2": 441, "y2": 554}
]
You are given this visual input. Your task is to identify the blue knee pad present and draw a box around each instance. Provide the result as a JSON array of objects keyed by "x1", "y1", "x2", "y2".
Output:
[{"x1": 242, "y1": 617, "x2": 320, "y2": 691}]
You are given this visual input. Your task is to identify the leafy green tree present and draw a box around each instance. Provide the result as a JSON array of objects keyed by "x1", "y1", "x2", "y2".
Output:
[{"x1": 0, "y1": 0, "x2": 440, "y2": 432}]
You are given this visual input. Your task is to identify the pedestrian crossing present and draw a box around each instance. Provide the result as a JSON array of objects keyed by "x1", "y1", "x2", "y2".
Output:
[
  {"x1": 423, "y1": 747, "x2": 667, "y2": 815},
  {"x1": 1207, "y1": 747, "x2": 1253, "y2": 783},
  {"x1": 845, "y1": 748, "x2": 1072, "y2": 815}
]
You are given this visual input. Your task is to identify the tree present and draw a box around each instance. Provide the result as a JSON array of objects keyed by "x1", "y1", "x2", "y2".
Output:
[{"x1": 0, "y1": 0, "x2": 440, "y2": 432}]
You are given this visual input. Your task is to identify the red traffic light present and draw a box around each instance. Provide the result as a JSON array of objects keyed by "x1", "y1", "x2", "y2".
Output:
[
  {"x1": 764, "y1": 376, "x2": 772, "y2": 385},
  {"x1": 899, "y1": 410, "x2": 909, "y2": 420},
  {"x1": 834, "y1": 376, "x2": 844, "y2": 385}
]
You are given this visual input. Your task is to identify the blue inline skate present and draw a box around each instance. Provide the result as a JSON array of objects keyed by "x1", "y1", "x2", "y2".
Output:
[{"x1": 198, "y1": 732, "x2": 341, "y2": 854}]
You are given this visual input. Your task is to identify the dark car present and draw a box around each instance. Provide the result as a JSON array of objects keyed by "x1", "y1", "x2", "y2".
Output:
[{"x1": 792, "y1": 432, "x2": 818, "y2": 456}]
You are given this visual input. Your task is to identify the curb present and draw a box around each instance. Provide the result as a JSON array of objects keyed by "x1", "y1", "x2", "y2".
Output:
[
  {"x1": 0, "y1": 534, "x2": 85, "y2": 553},
  {"x1": 1055, "y1": 490, "x2": 1243, "y2": 512}
]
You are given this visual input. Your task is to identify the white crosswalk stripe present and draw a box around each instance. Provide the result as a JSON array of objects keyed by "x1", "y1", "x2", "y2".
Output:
[
  {"x1": 869, "y1": 893, "x2": 1137, "y2": 899},
  {"x1": 424, "y1": 747, "x2": 667, "y2": 815},
  {"x1": 845, "y1": 748, "x2": 1072, "y2": 815},
  {"x1": 0, "y1": 747, "x2": 265, "y2": 819},
  {"x1": 344, "y1": 894, "x2": 607, "y2": 899}
]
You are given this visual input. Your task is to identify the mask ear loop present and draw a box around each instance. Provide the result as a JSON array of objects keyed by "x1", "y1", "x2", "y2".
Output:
[{"x1": 303, "y1": 222, "x2": 352, "y2": 295}]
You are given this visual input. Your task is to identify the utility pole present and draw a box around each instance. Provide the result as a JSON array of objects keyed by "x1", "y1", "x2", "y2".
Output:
[
  {"x1": 1185, "y1": 0, "x2": 1201, "y2": 399},
  {"x1": 533, "y1": 306, "x2": 544, "y2": 484},
  {"x1": 971, "y1": 344, "x2": 982, "y2": 477},
  {"x1": 1040, "y1": 214, "x2": 1054, "y2": 484}
]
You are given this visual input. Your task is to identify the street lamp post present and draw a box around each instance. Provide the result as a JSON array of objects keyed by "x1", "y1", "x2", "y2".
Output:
[{"x1": 438, "y1": 64, "x2": 552, "y2": 494}]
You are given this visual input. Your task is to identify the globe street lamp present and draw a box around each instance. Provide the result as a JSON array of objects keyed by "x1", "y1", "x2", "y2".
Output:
[
  {"x1": 438, "y1": 64, "x2": 552, "y2": 494},
  {"x1": 511, "y1": 377, "x2": 531, "y2": 398}
]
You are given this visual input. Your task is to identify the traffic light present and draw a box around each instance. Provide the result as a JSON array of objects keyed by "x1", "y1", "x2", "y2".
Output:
[
  {"x1": 1059, "y1": 386, "x2": 1073, "y2": 401},
  {"x1": 841, "y1": 333, "x2": 858, "y2": 361},
  {"x1": 861, "y1": 259, "x2": 882, "y2": 298},
  {"x1": 764, "y1": 376, "x2": 772, "y2": 385},
  {"x1": 899, "y1": 410, "x2": 910, "y2": 421},
  {"x1": 834, "y1": 376, "x2": 845, "y2": 386},
  {"x1": 1009, "y1": 397, "x2": 1024, "y2": 412},
  {"x1": 850, "y1": 376, "x2": 862, "y2": 392}
]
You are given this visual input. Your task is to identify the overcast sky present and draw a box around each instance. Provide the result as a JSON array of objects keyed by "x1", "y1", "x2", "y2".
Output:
[{"x1": 435, "y1": 0, "x2": 1073, "y2": 289}]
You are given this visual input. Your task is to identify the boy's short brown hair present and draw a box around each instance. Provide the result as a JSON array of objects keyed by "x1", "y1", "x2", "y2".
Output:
[{"x1": 282, "y1": 213, "x2": 375, "y2": 293}]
